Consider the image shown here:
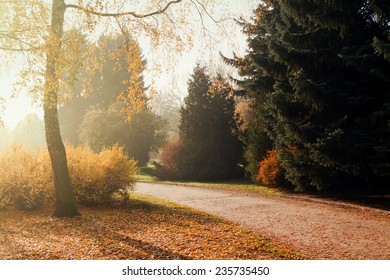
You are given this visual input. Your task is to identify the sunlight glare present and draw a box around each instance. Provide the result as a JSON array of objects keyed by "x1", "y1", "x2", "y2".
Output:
[{"x1": 0, "y1": 73, "x2": 43, "y2": 131}]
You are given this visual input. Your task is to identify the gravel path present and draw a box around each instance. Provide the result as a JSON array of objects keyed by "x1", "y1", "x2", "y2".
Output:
[{"x1": 135, "y1": 182, "x2": 390, "y2": 260}]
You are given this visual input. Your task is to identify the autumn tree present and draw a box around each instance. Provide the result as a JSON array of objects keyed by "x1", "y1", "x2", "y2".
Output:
[
  {"x1": 0, "y1": 0, "x2": 241, "y2": 217},
  {"x1": 59, "y1": 34, "x2": 147, "y2": 145}
]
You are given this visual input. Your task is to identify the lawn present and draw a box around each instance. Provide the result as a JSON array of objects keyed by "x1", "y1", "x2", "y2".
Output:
[
  {"x1": 0, "y1": 194, "x2": 303, "y2": 260},
  {"x1": 136, "y1": 170, "x2": 283, "y2": 197}
]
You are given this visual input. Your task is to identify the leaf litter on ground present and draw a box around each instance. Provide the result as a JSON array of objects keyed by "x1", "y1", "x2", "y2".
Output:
[{"x1": 0, "y1": 196, "x2": 304, "y2": 260}]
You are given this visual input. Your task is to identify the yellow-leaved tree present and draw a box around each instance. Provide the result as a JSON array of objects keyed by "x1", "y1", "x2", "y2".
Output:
[{"x1": 0, "y1": 0, "x2": 244, "y2": 217}]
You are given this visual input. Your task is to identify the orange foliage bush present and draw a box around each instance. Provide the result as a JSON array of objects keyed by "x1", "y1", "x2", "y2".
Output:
[
  {"x1": 0, "y1": 144, "x2": 137, "y2": 210},
  {"x1": 257, "y1": 150, "x2": 285, "y2": 188},
  {"x1": 157, "y1": 137, "x2": 183, "y2": 179}
]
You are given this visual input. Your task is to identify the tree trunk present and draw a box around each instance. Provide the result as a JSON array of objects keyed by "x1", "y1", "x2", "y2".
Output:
[{"x1": 44, "y1": 0, "x2": 79, "y2": 217}]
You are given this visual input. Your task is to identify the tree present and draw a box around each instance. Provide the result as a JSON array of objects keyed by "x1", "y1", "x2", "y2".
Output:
[
  {"x1": 59, "y1": 34, "x2": 148, "y2": 145},
  {"x1": 1, "y1": 0, "x2": 233, "y2": 217},
  {"x1": 177, "y1": 65, "x2": 243, "y2": 180},
  {"x1": 231, "y1": 1, "x2": 390, "y2": 193},
  {"x1": 223, "y1": 1, "x2": 282, "y2": 182},
  {"x1": 79, "y1": 107, "x2": 166, "y2": 166},
  {"x1": 58, "y1": 33, "x2": 165, "y2": 166}
]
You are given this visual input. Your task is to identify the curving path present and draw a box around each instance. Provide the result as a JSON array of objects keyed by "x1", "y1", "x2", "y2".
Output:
[{"x1": 134, "y1": 182, "x2": 390, "y2": 259}]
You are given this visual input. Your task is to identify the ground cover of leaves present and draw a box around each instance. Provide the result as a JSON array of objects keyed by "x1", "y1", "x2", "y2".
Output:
[{"x1": 0, "y1": 197, "x2": 303, "y2": 260}]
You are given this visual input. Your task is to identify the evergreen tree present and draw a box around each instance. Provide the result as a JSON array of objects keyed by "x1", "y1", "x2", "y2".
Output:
[
  {"x1": 231, "y1": 0, "x2": 390, "y2": 193},
  {"x1": 11, "y1": 113, "x2": 45, "y2": 149},
  {"x1": 224, "y1": 1, "x2": 285, "y2": 182},
  {"x1": 178, "y1": 65, "x2": 243, "y2": 180},
  {"x1": 59, "y1": 34, "x2": 165, "y2": 166}
]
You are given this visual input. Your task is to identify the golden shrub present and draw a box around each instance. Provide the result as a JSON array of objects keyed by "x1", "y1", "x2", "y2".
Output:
[
  {"x1": 67, "y1": 144, "x2": 137, "y2": 206},
  {"x1": 0, "y1": 144, "x2": 53, "y2": 210},
  {"x1": 0, "y1": 144, "x2": 137, "y2": 210}
]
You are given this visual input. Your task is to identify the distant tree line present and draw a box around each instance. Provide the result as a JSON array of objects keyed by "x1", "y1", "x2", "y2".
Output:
[{"x1": 0, "y1": 113, "x2": 46, "y2": 151}]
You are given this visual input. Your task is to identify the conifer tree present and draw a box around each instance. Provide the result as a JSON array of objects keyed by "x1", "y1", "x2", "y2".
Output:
[
  {"x1": 224, "y1": 1, "x2": 286, "y2": 182},
  {"x1": 232, "y1": 0, "x2": 390, "y2": 193},
  {"x1": 178, "y1": 65, "x2": 243, "y2": 180}
]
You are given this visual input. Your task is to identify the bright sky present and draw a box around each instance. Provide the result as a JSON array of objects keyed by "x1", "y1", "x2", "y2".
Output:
[
  {"x1": 0, "y1": 0, "x2": 258, "y2": 130},
  {"x1": 1, "y1": 69, "x2": 43, "y2": 131}
]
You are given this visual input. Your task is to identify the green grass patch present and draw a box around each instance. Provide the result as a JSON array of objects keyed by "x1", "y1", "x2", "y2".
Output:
[
  {"x1": 135, "y1": 169, "x2": 157, "y2": 182},
  {"x1": 147, "y1": 179, "x2": 285, "y2": 197}
]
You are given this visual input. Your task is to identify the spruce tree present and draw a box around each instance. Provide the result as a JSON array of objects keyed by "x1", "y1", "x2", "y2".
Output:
[
  {"x1": 232, "y1": 0, "x2": 390, "y2": 193},
  {"x1": 178, "y1": 65, "x2": 243, "y2": 180},
  {"x1": 224, "y1": 1, "x2": 287, "y2": 182}
]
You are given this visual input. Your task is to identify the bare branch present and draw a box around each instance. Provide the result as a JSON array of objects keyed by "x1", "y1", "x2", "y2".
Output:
[
  {"x1": 0, "y1": 46, "x2": 37, "y2": 52},
  {"x1": 189, "y1": 0, "x2": 207, "y2": 36},
  {"x1": 114, "y1": 16, "x2": 127, "y2": 38},
  {"x1": 163, "y1": 12, "x2": 175, "y2": 26},
  {"x1": 65, "y1": 0, "x2": 182, "y2": 18},
  {"x1": 193, "y1": 0, "x2": 231, "y2": 38},
  {"x1": 0, "y1": 32, "x2": 40, "y2": 49}
]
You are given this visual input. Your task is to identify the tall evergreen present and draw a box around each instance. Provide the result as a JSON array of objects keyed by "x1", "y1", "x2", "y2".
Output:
[
  {"x1": 224, "y1": 1, "x2": 287, "y2": 182},
  {"x1": 178, "y1": 65, "x2": 243, "y2": 180},
  {"x1": 231, "y1": 0, "x2": 390, "y2": 193}
]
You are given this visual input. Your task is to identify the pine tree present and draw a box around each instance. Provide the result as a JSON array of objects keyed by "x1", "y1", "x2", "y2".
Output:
[{"x1": 178, "y1": 65, "x2": 243, "y2": 180}]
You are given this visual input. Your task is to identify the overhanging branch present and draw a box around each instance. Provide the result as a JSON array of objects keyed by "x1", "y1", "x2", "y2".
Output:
[
  {"x1": 65, "y1": 0, "x2": 182, "y2": 18},
  {"x1": 0, "y1": 46, "x2": 34, "y2": 51}
]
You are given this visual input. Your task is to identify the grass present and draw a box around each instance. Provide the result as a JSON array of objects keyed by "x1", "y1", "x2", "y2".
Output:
[
  {"x1": 161, "y1": 180, "x2": 284, "y2": 196},
  {"x1": 136, "y1": 170, "x2": 284, "y2": 197},
  {"x1": 135, "y1": 169, "x2": 158, "y2": 182},
  {"x1": 0, "y1": 194, "x2": 304, "y2": 260}
]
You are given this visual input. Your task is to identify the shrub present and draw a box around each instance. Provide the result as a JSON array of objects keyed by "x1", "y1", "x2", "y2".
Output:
[
  {"x1": 66, "y1": 144, "x2": 137, "y2": 206},
  {"x1": 257, "y1": 150, "x2": 286, "y2": 188},
  {"x1": 0, "y1": 144, "x2": 53, "y2": 210},
  {"x1": 157, "y1": 137, "x2": 183, "y2": 179},
  {"x1": 0, "y1": 144, "x2": 137, "y2": 210}
]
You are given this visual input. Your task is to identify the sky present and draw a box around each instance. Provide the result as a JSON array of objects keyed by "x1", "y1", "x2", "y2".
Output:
[{"x1": 0, "y1": 0, "x2": 258, "y2": 130}]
